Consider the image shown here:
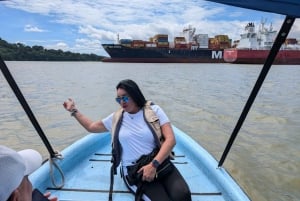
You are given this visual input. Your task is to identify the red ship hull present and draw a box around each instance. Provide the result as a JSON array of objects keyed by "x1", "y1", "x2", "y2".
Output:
[{"x1": 224, "y1": 48, "x2": 300, "y2": 65}]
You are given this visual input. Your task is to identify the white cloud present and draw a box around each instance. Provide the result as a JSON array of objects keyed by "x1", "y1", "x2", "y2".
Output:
[
  {"x1": 2, "y1": 0, "x2": 300, "y2": 55},
  {"x1": 73, "y1": 38, "x2": 102, "y2": 54},
  {"x1": 45, "y1": 42, "x2": 69, "y2": 51},
  {"x1": 24, "y1": 24, "x2": 47, "y2": 32}
]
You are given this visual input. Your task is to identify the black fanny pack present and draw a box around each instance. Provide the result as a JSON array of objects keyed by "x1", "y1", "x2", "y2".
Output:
[{"x1": 126, "y1": 148, "x2": 174, "y2": 186}]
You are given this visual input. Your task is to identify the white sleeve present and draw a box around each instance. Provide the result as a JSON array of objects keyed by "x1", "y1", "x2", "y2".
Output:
[
  {"x1": 102, "y1": 112, "x2": 114, "y2": 132},
  {"x1": 151, "y1": 104, "x2": 170, "y2": 125}
]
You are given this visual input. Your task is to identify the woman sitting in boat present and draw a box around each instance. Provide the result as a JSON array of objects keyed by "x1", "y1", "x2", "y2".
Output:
[{"x1": 63, "y1": 79, "x2": 191, "y2": 201}]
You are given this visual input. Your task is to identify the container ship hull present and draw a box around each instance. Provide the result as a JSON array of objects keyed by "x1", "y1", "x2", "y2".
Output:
[
  {"x1": 224, "y1": 48, "x2": 300, "y2": 65},
  {"x1": 225, "y1": 22, "x2": 300, "y2": 65},
  {"x1": 102, "y1": 44, "x2": 225, "y2": 63}
]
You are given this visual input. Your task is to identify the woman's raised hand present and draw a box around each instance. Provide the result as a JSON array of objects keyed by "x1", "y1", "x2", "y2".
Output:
[{"x1": 63, "y1": 98, "x2": 76, "y2": 112}]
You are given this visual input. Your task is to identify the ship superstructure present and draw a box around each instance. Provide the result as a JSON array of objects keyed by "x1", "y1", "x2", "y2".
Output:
[
  {"x1": 236, "y1": 20, "x2": 277, "y2": 50},
  {"x1": 224, "y1": 21, "x2": 300, "y2": 64}
]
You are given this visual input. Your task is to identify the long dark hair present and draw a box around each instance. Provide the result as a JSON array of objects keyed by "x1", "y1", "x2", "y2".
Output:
[{"x1": 116, "y1": 79, "x2": 146, "y2": 108}]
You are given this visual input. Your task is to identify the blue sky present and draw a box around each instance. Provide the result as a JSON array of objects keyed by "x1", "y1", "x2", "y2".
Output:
[{"x1": 0, "y1": 0, "x2": 299, "y2": 57}]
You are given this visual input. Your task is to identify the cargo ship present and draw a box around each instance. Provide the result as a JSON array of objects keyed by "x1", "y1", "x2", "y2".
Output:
[
  {"x1": 102, "y1": 26, "x2": 231, "y2": 63},
  {"x1": 223, "y1": 21, "x2": 300, "y2": 64}
]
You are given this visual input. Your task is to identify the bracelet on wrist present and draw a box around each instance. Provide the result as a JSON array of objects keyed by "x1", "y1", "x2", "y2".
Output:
[{"x1": 70, "y1": 108, "x2": 78, "y2": 117}]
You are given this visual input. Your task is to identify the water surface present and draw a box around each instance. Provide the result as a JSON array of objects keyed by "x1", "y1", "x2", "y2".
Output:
[{"x1": 0, "y1": 61, "x2": 299, "y2": 201}]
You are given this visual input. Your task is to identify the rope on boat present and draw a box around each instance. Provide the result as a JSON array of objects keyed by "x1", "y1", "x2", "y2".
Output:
[{"x1": 49, "y1": 151, "x2": 65, "y2": 189}]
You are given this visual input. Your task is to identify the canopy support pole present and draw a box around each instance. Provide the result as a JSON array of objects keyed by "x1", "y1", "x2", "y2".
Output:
[
  {"x1": 218, "y1": 16, "x2": 295, "y2": 167},
  {"x1": 0, "y1": 58, "x2": 57, "y2": 158}
]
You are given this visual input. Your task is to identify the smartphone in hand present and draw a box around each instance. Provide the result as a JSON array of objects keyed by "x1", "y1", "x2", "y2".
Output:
[{"x1": 32, "y1": 189, "x2": 49, "y2": 201}]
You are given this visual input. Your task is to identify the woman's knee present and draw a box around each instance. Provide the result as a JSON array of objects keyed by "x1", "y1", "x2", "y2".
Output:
[
  {"x1": 179, "y1": 189, "x2": 192, "y2": 201},
  {"x1": 170, "y1": 184, "x2": 191, "y2": 201}
]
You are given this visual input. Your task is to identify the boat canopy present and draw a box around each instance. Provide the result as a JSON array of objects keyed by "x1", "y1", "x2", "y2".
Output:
[
  {"x1": 206, "y1": 0, "x2": 300, "y2": 18},
  {"x1": 1, "y1": 0, "x2": 299, "y2": 169}
]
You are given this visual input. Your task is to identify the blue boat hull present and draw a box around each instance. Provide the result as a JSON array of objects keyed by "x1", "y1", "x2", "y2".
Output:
[{"x1": 30, "y1": 126, "x2": 250, "y2": 201}]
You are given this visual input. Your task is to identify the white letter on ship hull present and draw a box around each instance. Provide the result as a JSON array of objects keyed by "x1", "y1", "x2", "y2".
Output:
[{"x1": 212, "y1": 51, "x2": 222, "y2": 59}]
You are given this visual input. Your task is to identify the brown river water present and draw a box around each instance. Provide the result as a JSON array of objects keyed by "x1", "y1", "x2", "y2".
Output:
[{"x1": 0, "y1": 61, "x2": 299, "y2": 201}]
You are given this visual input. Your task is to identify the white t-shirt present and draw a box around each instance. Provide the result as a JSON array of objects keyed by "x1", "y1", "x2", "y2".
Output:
[{"x1": 102, "y1": 104, "x2": 170, "y2": 166}]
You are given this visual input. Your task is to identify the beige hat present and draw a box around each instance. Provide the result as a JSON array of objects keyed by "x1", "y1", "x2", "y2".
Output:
[{"x1": 0, "y1": 145, "x2": 42, "y2": 201}]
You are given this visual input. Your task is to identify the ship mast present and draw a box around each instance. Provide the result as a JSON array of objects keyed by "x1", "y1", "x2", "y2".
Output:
[
  {"x1": 117, "y1": 33, "x2": 120, "y2": 44},
  {"x1": 182, "y1": 25, "x2": 196, "y2": 43}
]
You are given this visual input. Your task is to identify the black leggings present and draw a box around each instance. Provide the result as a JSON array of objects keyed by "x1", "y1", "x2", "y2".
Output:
[{"x1": 125, "y1": 166, "x2": 191, "y2": 201}]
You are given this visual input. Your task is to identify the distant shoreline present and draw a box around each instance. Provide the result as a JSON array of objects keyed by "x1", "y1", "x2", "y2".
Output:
[{"x1": 0, "y1": 38, "x2": 106, "y2": 61}]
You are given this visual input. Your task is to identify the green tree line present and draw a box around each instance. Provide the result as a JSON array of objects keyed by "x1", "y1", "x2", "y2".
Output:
[{"x1": 0, "y1": 38, "x2": 105, "y2": 61}]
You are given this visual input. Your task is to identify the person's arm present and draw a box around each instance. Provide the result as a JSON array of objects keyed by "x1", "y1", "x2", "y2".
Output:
[
  {"x1": 63, "y1": 98, "x2": 108, "y2": 133},
  {"x1": 153, "y1": 122, "x2": 176, "y2": 163},
  {"x1": 140, "y1": 122, "x2": 176, "y2": 182}
]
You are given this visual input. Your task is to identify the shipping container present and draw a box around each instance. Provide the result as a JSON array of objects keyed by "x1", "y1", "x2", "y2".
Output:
[
  {"x1": 285, "y1": 38, "x2": 297, "y2": 45},
  {"x1": 215, "y1": 35, "x2": 230, "y2": 42},
  {"x1": 122, "y1": 44, "x2": 132, "y2": 48},
  {"x1": 157, "y1": 41, "x2": 169, "y2": 48},
  {"x1": 208, "y1": 43, "x2": 220, "y2": 50},
  {"x1": 209, "y1": 38, "x2": 219, "y2": 45},
  {"x1": 119, "y1": 39, "x2": 132, "y2": 44},
  {"x1": 175, "y1": 44, "x2": 188, "y2": 49},
  {"x1": 194, "y1": 34, "x2": 209, "y2": 47},
  {"x1": 174, "y1": 37, "x2": 186, "y2": 43},
  {"x1": 145, "y1": 43, "x2": 157, "y2": 48},
  {"x1": 219, "y1": 41, "x2": 231, "y2": 49},
  {"x1": 153, "y1": 34, "x2": 168, "y2": 43}
]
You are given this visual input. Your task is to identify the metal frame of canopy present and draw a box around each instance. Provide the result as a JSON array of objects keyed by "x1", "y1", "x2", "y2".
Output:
[{"x1": 205, "y1": 0, "x2": 299, "y2": 166}]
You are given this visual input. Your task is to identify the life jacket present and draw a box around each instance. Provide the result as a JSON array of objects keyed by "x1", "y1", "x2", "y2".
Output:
[{"x1": 111, "y1": 100, "x2": 163, "y2": 173}]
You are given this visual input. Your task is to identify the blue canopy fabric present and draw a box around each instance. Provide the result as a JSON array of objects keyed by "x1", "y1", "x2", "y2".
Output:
[{"x1": 206, "y1": 0, "x2": 300, "y2": 18}]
